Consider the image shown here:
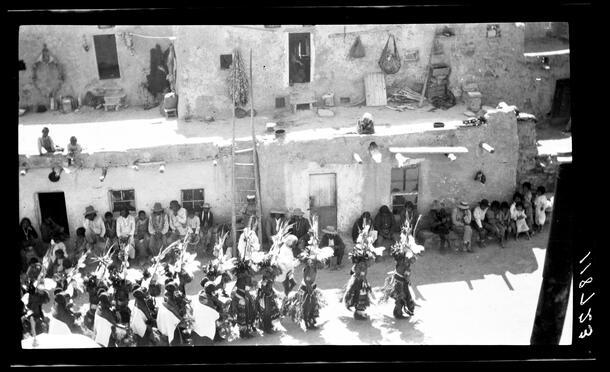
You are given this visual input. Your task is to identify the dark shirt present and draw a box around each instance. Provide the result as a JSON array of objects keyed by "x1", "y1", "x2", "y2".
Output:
[
  {"x1": 320, "y1": 233, "x2": 345, "y2": 252},
  {"x1": 200, "y1": 211, "x2": 214, "y2": 230},
  {"x1": 289, "y1": 217, "x2": 311, "y2": 240}
]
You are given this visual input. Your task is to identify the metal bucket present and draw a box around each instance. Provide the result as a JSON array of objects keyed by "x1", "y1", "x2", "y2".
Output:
[{"x1": 275, "y1": 129, "x2": 286, "y2": 139}]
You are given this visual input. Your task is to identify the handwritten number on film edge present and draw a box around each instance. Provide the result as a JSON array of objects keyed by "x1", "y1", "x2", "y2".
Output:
[{"x1": 578, "y1": 251, "x2": 594, "y2": 339}]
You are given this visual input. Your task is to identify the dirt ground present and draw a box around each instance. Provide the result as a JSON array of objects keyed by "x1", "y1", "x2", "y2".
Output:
[{"x1": 39, "y1": 228, "x2": 572, "y2": 345}]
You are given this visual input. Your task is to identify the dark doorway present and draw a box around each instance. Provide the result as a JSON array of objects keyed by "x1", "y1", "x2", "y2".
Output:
[
  {"x1": 93, "y1": 34, "x2": 121, "y2": 80},
  {"x1": 289, "y1": 33, "x2": 311, "y2": 85},
  {"x1": 309, "y1": 173, "x2": 337, "y2": 236},
  {"x1": 551, "y1": 78, "x2": 570, "y2": 126},
  {"x1": 38, "y1": 192, "x2": 70, "y2": 236}
]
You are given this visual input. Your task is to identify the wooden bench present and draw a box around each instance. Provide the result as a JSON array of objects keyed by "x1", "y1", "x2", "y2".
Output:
[
  {"x1": 289, "y1": 90, "x2": 316, "y2": 113},
  {"x1": 103, "y1": 94, "x2": 126, "y2": 111}
]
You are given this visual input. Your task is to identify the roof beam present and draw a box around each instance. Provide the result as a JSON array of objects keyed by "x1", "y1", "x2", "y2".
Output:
[{"x1": 388, "y1": 146, "x2": 469, "y2": 154}]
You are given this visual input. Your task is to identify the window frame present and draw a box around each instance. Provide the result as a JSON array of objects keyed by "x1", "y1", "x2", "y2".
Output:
[
  {"x1": 109, "y1": 189, "x2": 136, "y2": 214},
  {"x1": 180, "y1": 188, "x2": 206, "y2": 216},
  {"x1": 390, "y1": 165, "x2": 420, "y2": 214}
]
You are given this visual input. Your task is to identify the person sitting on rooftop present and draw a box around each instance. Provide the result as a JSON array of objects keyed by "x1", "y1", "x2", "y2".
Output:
[{"x1": 37, "y1": 127, "x2": 64, "y2": 156}]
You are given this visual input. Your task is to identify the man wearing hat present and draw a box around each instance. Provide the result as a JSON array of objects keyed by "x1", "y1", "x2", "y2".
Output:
[
  {"x1": 288, "y1": 208, "x2": 311, "y2": 256},
  {"x1": 471, "y1": 199, "x2": 490, "y2": 248},
  {"x1": 148, "y1": 202, "x2": 169, "y2": 256},
  {"x1": 263, "y1": 207, "x2": 287, "y2": 251},
  {"x1": 451, "y1": 201, "x2": 473, "y2": 252},
  {"x1": 168, "y1": 200, "x2": 188, "y2": 244},
  {"x1": 429, "y1": 200, "x2": 452, "y2": 251},
  {"x1": 320, "y1": 226, "x2": 345, "y2": 270},
  {"x1": 200, "y1": 203, "x2": 214, "y2": 254},
  {"x1": 83, "y1": 206, "x2": 106, "y2": 255}
]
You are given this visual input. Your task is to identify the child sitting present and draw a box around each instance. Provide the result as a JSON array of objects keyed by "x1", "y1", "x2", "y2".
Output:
[
  {"x1": 47, "y1": 247, "x2": 72, "y2": 278},
  {"x1": 498, "y1": 202, "x2": 512, "y2": 241},
  {"x1": 72, "y1": 227, "x2": 88, "y2": 262}
]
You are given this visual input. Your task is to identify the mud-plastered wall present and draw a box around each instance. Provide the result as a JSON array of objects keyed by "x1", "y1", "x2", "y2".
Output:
[{"x1": 18, "y1": 25, "x2": 174, "y2": 109}]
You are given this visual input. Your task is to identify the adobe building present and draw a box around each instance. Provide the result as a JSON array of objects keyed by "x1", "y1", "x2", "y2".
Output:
[{"x1": 18, "y1": 23, "x2": 569, "y2": 240}]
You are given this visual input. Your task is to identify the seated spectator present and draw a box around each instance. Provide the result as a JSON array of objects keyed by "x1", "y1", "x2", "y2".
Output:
[
  {"x1": 40, "y1": 216, "x2": 66, "y2": 255},
  {"x1": 471, "y1": 199, "x2": 489, "y2": 248},
  {"x1": 72, "y1": 227, "x2": 87, "y2": 262},
  {"x1": 20, "y1": 218, "x2": 41, "y2": 271},
  {"x1": 352, "y1": 212, "x2": 372, "y2": 244},
  {"x1": 66, "y1": 136, "x2": 83, "y2": 166},
  {"x1": 374, "y1": 205, "x2": 396, "y2": 249},
  {"x1": 429, "y1": 200, "x2": 451, "y2": 251},
  {"x1": 509, "y1": 193, "x2": 523, "y2": 239},
  {"x1": 104, "y1": 212, "x2": 117, "y2": 243},
  {"x1": 320, "y1": 226, "x2": 345, "y2": 270},
  {"x1": 511, "y1": 202, "x2": 531, "y2": 240},
  {"x1": 200, "y1": 203, "x2": 215, "y2": 254},
  {"x1": 116, "y1": 207, "x2": 136, "y2": 262},
  {"x1": 498, "y1": 202, "x2": 512, "y2": 240},
  {"x1": 135, "y1": 210, "x2": 150, "y2": 263},
  {"x1": 484, "y1": 201, "x2": 506, "y2": 248},
  {"x1": 186, "y1": 209, "x2": 201, "y2": 254},
  {"x1": 288, "y1": 208, "x2": 311, "y2": 256},
  {"x1": 37, "y1": 127, "x2": 64, "y2": 156},
  {"x1": 451, "y1": 201, "x2": 473, "y2": 252},
  {"x1": 534, "y1": 186, "x2": 552, "y2": 233},
  {"x1": 83, "y1": 206, "x2": 106, "y2": 255},
  {"x1": 47, "y1": 246, "x2": 72, "y2": 278}
]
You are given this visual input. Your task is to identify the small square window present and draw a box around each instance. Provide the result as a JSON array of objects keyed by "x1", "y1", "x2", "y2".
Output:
[
  {"x1": 220, "y1": 54, "x2": 233, "y2": 70},
  {"x1": 110, "y1": 189, "x2": 136, "y2": 213},
  {"x1": 275, "y1": 97, "x2": 286, "y2": 108},
  {"x1": 340, "y1": 97, "x2": 351, "y2": 104},
  {"x1": 181, "y1": 188, "x2": 205, "y2": 214}
]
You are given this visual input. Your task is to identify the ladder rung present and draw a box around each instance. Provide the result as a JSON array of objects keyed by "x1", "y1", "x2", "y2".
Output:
[
  {"x1": 236, "y1": 177, "x2": 256, "y2": 180},
  {"x1": 234, "y1": 163, "x2": 254, "y2": 166},
  {"x1": 234, "y1": 147, "x2": 254, "y2": 154},
  {"x1": 237, "y1": 189, "x2": 257, "y2": 192}
]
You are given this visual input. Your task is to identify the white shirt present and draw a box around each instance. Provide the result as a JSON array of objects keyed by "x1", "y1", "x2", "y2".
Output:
[
  {"x1": 473, "y1": 206, "x2": 488, "y2": 228},
  {"x1": 84, "y1": 216, "x2": 106, "y2": 237},
  {"x1": 187, "y1": 215, "x2": 200, "y2": 235},
  {"x1": 191, "y1": 301, "x2": 219, "y2": 340},
  {"x1": 169, "y1": 208, "x2": 188, "y2": 236},
  {"x1": 116, "y1": 215, "x2": 135, "y2": 239}
]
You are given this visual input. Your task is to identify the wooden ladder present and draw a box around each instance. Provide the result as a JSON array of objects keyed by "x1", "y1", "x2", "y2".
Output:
[{"x1": 230, "y1": 49, "x2": 264, "y2": 255}]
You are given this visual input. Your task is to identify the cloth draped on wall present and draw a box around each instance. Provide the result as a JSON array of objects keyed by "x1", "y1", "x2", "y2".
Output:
[{"x1": 166, "y1": 43, "x2": 177, "y2": 92}]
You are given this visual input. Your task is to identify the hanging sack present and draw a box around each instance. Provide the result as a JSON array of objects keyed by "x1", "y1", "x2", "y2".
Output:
[
  {"x1": 378, "y1": 35, "x2": 401, "y2": 74},
  {"x1": 349, "y1": 36, "x2": 366, "y2": 58}
]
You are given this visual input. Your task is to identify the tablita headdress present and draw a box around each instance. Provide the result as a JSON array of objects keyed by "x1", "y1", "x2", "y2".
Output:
[
  {"x1": 258, "y1": 220, "x2": 294, "y2": 280},
  {"x1": 349, "y1": 224, "x2": 385, "y2": 264},
  {"x1": 231, "y1": 218, "x2": 264, "y2": 279},
  {"x1": 390, "y1": 215, "x2": 424, "y2": 260},
  {"x1": 296, "y1": 214, "x2": 334, "y2": 266}
]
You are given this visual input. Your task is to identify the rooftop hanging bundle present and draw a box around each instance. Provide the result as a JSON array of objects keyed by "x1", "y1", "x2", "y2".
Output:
[{"x1": 227, "y1": 48, "x2": 249, "y2": 108}]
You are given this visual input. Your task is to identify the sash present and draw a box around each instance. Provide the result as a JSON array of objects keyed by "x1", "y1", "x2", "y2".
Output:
[
  {"x1": 191, "y1": 301, "x2": 219, "y2": 340},
  {"x1": 48, "y1": 316, "x2": 72, "y2": 335},
  {"x1": 130, "y1": 306, "x2": 148, "y2": 338}
]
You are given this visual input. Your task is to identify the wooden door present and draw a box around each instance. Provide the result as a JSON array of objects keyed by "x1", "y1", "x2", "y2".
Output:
[
  {"x1": 309, "y1": 173, "x2": 337, "y2": 235},
  {"x1": 364, "y1": 72, "x2": 388, "y2": 106}
]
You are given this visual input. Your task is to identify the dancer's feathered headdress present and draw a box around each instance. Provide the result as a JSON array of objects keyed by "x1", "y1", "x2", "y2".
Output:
[
  {"x1": 390, "y1": 215, "x2": 424, "y2": 260},
  {"x1": 349, "y1": 224, "x2": 385, "y2": 263},
  {"x1": 231, "y1": 217, "x2": 264, "y2": 278},
  {"x1": 297, "y1": 214, "x2": 334, "y2": 266}
]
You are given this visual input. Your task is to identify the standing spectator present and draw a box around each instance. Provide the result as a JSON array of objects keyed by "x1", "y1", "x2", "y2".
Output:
[
  {"x1": 83, "y1": 206, "x2": 106, "y2": 255},
  {"x1": 429, "y1": 201, "x2": 451, "y2": 251},
  {"x1": 534, "y1": 186, "x2": 552, "y2": 233},
  {"x1": 37, "y1": 127, "x2": 63, "y2": 155},
  {"x1": 521, "y1": 182, "x2": 534, "y2": 235},
  {"x1": 200, "y1": 203, "x2": 214, "y2": 254},
  {"x1": 72, "y1": 227, "x2": 87, "y2": 262},
  {"x1": 451, "y1": 201, "x2": 473, "y2": 252},
  {"x1": 20, "y1": 218, "x2": 41, "y2": 271},
  {"x1": 103, "y1": 212, "x2": 117, "y2": 244},
  {"x1": 484, "y1": 201, "x2": 506, "y2": 248},
  {"x1": 134, "y1": 210, "x2": 150, "y2": 263},
  {"x1": 288, "y1": 208, "x2": 311, "y2": 256},
  {"x1": 512, "y1": 202, "x2": 531, "y2": 240},
  {"x1": 374, "y1": 205, "x2": 396, "y2": 249},
  {"x1": 40, "y1": 216, "x2": 66, "y2": 255},
  {"x1": 471, "y1": 199, "x2": 489, "y2": 248},
  {"x1": 320, "y1": 226, "x2": 345, "y2": 270},
  {"x1": 148, "y1": 203, "x2": 169, "y2": 256},
  {"x1": 116, "y1": 208, "x2": 136, "y2": 261},
  {"x1": 168, "y1": 200, "x2": 188, "y2": 244},
  {"x1": 263, "y1": 208, "x2": 287, "y2": 252}
]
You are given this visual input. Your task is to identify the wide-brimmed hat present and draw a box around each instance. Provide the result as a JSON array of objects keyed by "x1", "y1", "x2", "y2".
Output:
[
  {"x1": 152, "y1": 203, "x2": 164, "y2": 212},
  {"x1": 203, "y1": 203, "x2": 211, "y2": 209},
  {"x1": 458, "y1": 201, "x2": 470, "y2": 210},
  {"x1": 270, "y1": 207, "x2": 286, "y2": 215},
  {"x1": 292, "y1": 208, "x2": 304, "y2": 216},
  {"x1": 84, "y1": 205, "x2": 97, "y2": 216},
  {"x1": 322, "y1": 226, "x2": 337, "y2": 234},
  {"x1": 480, "y1": 199, "x2": 490, "y2": 208}
]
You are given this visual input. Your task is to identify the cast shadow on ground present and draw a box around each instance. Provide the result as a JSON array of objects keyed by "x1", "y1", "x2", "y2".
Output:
[
  {"x1": 377, "y1": 314, "x2": 425, "y2": 344},
  {"x1": 337, "y1": 315, "x2": 384, "y2": 345}
]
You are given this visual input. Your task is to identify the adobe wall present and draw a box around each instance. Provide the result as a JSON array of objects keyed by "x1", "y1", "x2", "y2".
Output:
[{"x1": 18, "y1": 25, "x2": 174, "y2": 109}]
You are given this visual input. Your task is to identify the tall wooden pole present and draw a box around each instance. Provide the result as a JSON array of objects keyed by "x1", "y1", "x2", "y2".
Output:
[
  {"x1": 230, "y1": 50, "x2": 237, "y2": 257},
  {"x1": 250, "y1": 49, "x2": 264, "y2": 244},
  {"x1": 530, "y1": 163, "x2": 574, "y2": 344}
]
